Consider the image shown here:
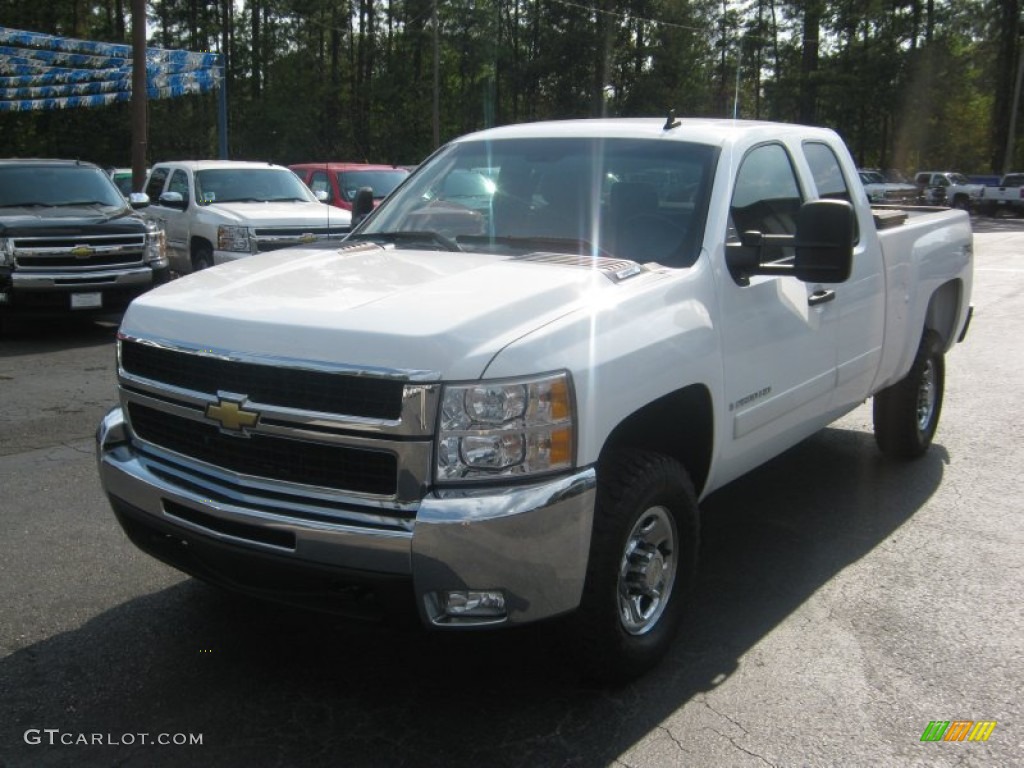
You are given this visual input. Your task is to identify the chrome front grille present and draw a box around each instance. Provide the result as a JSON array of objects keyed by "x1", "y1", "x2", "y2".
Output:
[
  {"x1": 117, "y1": 335, "x2": 440, "y2": 520},
  {"x1": 12, "y1": 232, "x2": 147, "y2": 271},
  {"x1": 252, "y1": 226, "x2": 348, "y2": 252}
]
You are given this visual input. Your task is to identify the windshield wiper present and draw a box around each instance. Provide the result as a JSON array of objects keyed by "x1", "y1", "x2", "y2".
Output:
[
  {"x1": 267, "y1": 196, "x2": 309, "y2": 202},
  {"x1": 220, "y1": 197, "x2": 267, "y2": 203},
  {"x1": 0, "y1": 202, "x2": 53, "y2": 208},
  {"x1": 348, "y1": 230, "x2": 462, "y2": 252}
]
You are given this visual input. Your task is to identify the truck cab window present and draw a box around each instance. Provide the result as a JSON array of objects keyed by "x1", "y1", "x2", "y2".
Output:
[
  {"x1": 310, "y1": 171, "x2": 332, "y2": 202},
  {"x1": 167, "y1": 170, "x2": 190, "y2": 205},
  {"x1": 729, "y1": 143, "x2": 802, "y2": 261},
  {"x1": 146, "y1": 168, "x2": 168, "y2": 201},
  {"x1": 802, "y1": 141, "x2": 851, "y2": 202}
]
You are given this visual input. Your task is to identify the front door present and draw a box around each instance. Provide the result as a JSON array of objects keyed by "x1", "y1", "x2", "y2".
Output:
[{"x1": 717, "y1": 142, "x2": 839, "y2": 479}]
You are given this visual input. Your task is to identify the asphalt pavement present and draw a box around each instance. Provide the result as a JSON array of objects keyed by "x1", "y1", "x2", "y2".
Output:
[{"x1": 1, "y1": 218, "x2": 1021, "y2": 767}]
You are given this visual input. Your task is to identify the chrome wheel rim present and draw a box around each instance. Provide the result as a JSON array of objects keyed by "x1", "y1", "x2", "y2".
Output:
[
  {"x1": 618, "y1": 505, "x2": 678, "y2": 636},
  {"x1": 916, "y1": 358, "x2": 937, "y2": 431}
]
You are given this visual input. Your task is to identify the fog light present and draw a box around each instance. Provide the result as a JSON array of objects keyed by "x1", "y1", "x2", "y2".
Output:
[{"x1": 441, "y1": 590, "x2": 506, "y2": 618}]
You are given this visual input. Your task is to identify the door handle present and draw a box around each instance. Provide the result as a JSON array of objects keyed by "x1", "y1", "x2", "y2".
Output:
[{"x1": 808, "y1": 289, "x2": 836, "y2": 307}]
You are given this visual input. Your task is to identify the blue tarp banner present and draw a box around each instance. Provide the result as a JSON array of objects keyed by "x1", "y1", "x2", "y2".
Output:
[{"x1": 0, "y1": 25, "x2": 222, "y2": 111}]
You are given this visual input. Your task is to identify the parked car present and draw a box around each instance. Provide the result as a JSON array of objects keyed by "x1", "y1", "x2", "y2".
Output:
[
  {"x1": 290, "y1": 162, "x2": 410, "y2": 211},
  {"x1": 142, "y1": 160, "x2": 350, "y2": 273},
  {"x1": 0, "y1": 158, "x2": 168, "y2": 322},
  {"x1": 857, "y1": 169, "x2": 918, "y2": 205},
  {"x1": 914, "y1": 171, "x2": 985, "y2": 210}
]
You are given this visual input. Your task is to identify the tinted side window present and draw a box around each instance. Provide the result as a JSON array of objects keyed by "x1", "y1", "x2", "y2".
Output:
[
  {"x1": 729, "y1": 143, "x2": 802, "y2": 243},
  {"x1": 309, "y1": 171, "x2": 332, "y2": 201},
  {"x1": 145, "y1": 167, "x2": 168, "y2": 200},
  {"x1": 803, "y1": 142, "x2": 850, "y2": 201},
  {"x1": 167, "y1": 169, "x2": 190, "y2": 204}
]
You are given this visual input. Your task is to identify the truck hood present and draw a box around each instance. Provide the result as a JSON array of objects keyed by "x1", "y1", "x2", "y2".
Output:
[
  {"x1": 121, "y1": 243, "x2": 645, "y2": 379},
  {"x1": 205, "y1": 201, "x2": 351, "y2": 227},
  {"x1": 0, "y1": 205, "x2": 146, "y2": 235}
]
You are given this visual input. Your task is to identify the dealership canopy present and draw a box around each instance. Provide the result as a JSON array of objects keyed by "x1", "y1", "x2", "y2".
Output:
[{"x1": 0, "y1": 26, "x2": 222, "y2": 112}]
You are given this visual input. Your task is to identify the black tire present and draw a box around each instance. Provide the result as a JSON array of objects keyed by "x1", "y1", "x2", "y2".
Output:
[
  {"x1": 873, "y1": 330, "x2": 945, "y2": 459},
  {"x1": 572, "y1": 450, "x2": 699, "y2": 684},
  {"x1": 191, "y1": 243, "x2": 214, "y2": 272},
  {"x1": 952, "y1": 195, "x2": 971, "y2": 211}
]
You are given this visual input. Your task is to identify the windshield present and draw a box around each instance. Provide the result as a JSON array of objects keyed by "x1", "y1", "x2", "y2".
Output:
[
  {"x1": 195, "y1": 168, "x2": 317, "y2": 204},
  {"x1": 338, "y1": 169, "x2": 409, "y2": 201},
  {"x1": 359, "y1": 137, "x2": 717, "y2": 267},
  {"x1": 949, "y1": 173, "x2": 970, "y2": 185},
  {"x1": 859, "y1": 171, "x2": 885, "y2": 184},
  {"x1": 0, "y1": 165, "x2": 127, "y2": 208}
]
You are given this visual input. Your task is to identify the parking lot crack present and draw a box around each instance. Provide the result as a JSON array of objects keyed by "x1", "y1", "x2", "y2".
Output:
[{"x1": 707, "y1": 727, "x2": 776, "y2": 767}]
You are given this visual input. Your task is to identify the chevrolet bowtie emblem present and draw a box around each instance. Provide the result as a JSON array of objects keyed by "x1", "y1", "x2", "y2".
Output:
[
  {"x1": 206, "y1": 398, "x2": 259, "y2": 432},
  {"x1": 299, "y1": 232, "x2": 316, "y2": 244},
  {"x1": 71, "y1": 245, "x2": 95, "y2": 258}
]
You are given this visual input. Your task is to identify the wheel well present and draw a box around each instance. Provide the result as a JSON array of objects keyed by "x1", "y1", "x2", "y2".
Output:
[
  {"x1": 924, "y1": 279, "x2": 962, "y2": 349},
  {"x1": 600, "y1": 384, "x2": 713, "y2": 496},
  {"x1": 190, "y1": 236, "x2": 212, "y2": 254}
]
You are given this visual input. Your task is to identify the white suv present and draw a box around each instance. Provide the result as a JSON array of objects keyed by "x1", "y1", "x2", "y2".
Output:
[{"x1": 143, "y1": 160, "x2": 351, "y2": 273}]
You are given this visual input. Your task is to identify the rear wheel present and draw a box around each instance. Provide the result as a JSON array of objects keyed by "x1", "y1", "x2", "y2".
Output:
[
  {"x1": 572, "y1": 450, "x2": 699, "y2": 684},
  {"x1": 873, "y1": 331, "x2": 945, "y2": 459}
]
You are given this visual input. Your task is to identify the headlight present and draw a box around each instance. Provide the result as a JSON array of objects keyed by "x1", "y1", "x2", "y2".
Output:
[
  {"x1": 217, "y1": 225, "x2": 252, "y2": 253},
  {"x1": 143, "y1": 224, "x2": 167, "y2": 266},
  {"x1": 437, "y1": 371, "x2": 575, "y2": 482}
]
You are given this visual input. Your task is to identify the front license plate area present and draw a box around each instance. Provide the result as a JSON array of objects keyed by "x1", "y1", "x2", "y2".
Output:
[{"x1": 71, "y1": 292, "x2": 103, "y2": 309}]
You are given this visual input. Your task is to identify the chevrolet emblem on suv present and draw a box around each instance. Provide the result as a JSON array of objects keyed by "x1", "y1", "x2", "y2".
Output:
[
  {"x1": 205, "y1": 397, "x2": 259, "y2": 432},
  {"x1": 71, "y1": 245, "x2": 95, "y2": 258}
]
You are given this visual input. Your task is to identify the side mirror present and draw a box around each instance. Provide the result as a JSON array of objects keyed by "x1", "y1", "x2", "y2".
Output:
[
  {"x1": 128, "y1": 192, "x2": 150, "y2": 209},
  {"x1": 725, "y1": 199, "x2": 854, "y2": 284},
  {"x1": 314, "y1": 189, "x2": 329, "y2": 203},
  {"x1": 792, "y1": 199, "x2": 855, "y2": 283},
  {"x1": 158, "y1": 191, "x2": 186, "y2": 209},
  {"x1": 352, "y1": 186, "x2": 375, "y2": 227}
]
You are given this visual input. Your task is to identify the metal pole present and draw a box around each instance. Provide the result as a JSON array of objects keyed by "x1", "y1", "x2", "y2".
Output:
[
  {"x1": 130, "y1": 0, "x2": 147, "y2": 192},
  {"x1": 218, "y1": 59, "x2": 229, "y2": 159},
  {"x1": 1003, "y1": 38, "x2": 1024, "y2": 175},
  {"x1": 733, "y1": 45, "x2": 742, "y2": 120},
  {"x1": 432, "y1": 0, "x2": 440, "y2": 148}
]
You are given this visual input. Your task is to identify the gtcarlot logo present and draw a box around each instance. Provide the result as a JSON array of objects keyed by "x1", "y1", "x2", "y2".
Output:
[{"x1": 24, "y1": 729, "x2": 203, "y2": 747}]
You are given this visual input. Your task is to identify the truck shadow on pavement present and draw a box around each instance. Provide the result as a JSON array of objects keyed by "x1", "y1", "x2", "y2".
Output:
[
  {"x1": 0, "y1": 316, "x2": 119, "y2": 356},
  {"x1": 2, "y1": 425, "x2": 946, "y2": 767}
]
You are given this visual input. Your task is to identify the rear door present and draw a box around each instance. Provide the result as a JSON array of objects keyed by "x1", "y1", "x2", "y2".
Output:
[{"x1": 801, "y1": 140, "x2": 885, "y2": 411}]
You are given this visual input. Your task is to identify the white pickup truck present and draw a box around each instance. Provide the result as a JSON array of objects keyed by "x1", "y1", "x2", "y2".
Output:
[
  {"x1": 97, "y1": 119, "x2": 973, "y2": 682},
  {"x1": 142, "y1": 160, "x2": 351, "y2": 273},
  {"x1": 978, "y1": 172, "x2": 1024, "y2": 216}
]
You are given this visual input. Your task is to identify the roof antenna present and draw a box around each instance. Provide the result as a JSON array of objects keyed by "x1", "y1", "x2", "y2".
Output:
[{"x1": 663, "y1": 110, "x2": 681, "y2": 131}]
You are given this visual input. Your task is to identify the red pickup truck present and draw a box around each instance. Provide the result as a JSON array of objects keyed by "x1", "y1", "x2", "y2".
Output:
[{"x1": 290, "y1": 162, "x2": 409, "y2": 211}]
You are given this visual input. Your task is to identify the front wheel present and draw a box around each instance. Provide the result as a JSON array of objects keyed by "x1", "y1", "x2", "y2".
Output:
[
  {"x1": 572, "y1": 450, "x2": 699, "y2": 684},
  {"x1": 191, "y1": 243, "x2": 214, "y2": 272},
  {"x1": 873, "y1": 330, "x2": 945, "y2": 459}
]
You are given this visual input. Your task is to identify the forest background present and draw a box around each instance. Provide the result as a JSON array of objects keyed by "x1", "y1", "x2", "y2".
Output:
[{"x1": 0, "y1": 0, "x2": 1020, "y2": 176}]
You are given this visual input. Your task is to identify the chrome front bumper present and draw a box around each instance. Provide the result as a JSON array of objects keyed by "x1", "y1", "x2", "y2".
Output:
[
  {"x1": 97, "y1": 406, "x2": 596, "y2": 627},
  {"x1": 12, "y1": 266, "x2": 155, "y2": 290}
]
